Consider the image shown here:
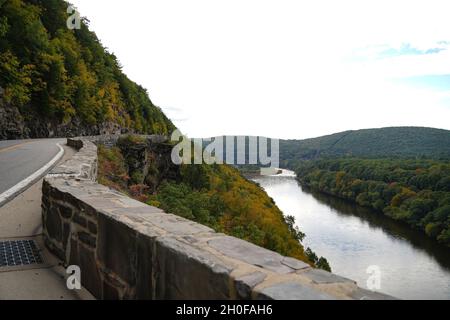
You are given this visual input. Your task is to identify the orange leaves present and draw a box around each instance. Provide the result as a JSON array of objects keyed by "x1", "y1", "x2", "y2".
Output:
[
  {"x1": 129, "y1": 184, "x2": 149, "y2": 202},
  {"x1": 98, "y1": 143, "x2": 309, "y2": 264}
]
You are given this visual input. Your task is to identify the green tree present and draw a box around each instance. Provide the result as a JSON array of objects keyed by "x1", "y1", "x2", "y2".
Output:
[{"x1": 0, "y1": 51, "x2": 33, "y2": 105}]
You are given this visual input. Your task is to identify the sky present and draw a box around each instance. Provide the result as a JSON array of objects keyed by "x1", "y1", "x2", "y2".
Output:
[{"x1": 70, "y1": 0, "x2": 450, "y2": 139}]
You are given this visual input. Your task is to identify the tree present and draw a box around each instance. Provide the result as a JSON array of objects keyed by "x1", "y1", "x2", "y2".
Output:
[
  {"x1": 436, "y1": 177, "x2": 450, "y2": 192},
  {"x1": 0, "y1": 51, "x2": 32, "y2": 105},
  {"x1": 285, "y1": 215, "x2": 305, "y2": 242},
  {"x1": 317, "y1": 257, "x2": 331, "y2": 272},
  {"x1": 0, "y1": 0, "x2": 175, "y2": 136},
  {"x1": 295, "y1": 157, "x2": 450, "y2": 246}
]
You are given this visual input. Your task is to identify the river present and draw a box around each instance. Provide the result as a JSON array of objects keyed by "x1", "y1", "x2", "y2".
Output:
[{"x1": 252, "y1": 169, "x2": 450, "y2": 300}]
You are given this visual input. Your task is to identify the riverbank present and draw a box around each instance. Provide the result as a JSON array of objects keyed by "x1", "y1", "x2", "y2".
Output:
[
  {"x1": 295, "y1": 158, "x2": 450, "y2": 247},
  {"x1": 252, "y1": 170, "x2": 450, "y2": 299}
]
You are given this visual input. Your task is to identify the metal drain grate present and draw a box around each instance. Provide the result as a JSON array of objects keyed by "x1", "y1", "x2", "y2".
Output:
[{"x1": 0, "y1": 240, "x2": 43, "y2": 267}]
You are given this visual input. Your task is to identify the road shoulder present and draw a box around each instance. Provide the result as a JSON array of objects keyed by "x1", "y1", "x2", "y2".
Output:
[{"x1": 0, "y1": 143, "x2": 95, "y2": 300}]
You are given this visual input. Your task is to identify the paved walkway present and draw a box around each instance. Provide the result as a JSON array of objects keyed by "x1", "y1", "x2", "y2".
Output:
[{"x1": 0, "y1": 143, "x2": 94, "y2": 300}]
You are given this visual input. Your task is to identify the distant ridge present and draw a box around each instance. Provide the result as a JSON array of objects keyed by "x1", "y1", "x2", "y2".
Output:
[{"x1": 280, "y1": 127, "x2": 450, "y2": 166}]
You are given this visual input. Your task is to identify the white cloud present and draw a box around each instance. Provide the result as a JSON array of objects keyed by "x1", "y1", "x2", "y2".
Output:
[{"x1": 70, "y1": 0, "x2": 450, "y2": 139}]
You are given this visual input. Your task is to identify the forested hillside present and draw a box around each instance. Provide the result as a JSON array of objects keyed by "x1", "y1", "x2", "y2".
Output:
[
  {"x1": 97, "y1": 135, "x2": 331, "y2": 271},
  {"x1": 280, "y1": 127, "x2": 450, "y2": 168},
  {"x1": 295, "y1": 158, "x2": 450, "y2": 246},
  {"x1": 0, "y1": 0, "x2": 174, "y2": 139}
]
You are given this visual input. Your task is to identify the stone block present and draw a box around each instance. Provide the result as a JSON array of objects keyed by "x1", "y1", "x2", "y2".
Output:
[
  {"x1": 350, "y1": 288, "x2": 397, "y2": 300},
  {"x1": 41, "y1": 194, "x2": 50, "y2": 210},
  {"x1": 79, "y1": 245, "x2": 102, "y2": 298},
  {"x1": 301, "y1": 268, "x2": 356, "y2": 285},
  {"x1": 141, "y1": 213, "x2": 214, "y2": 236},
  {"x1": 101, "y1": 272, "x2": 127, "y2": 300},
  {"x1": 208, "y1": 236, "x2": 294, "y2": 274},
  {"x1": 153, "y1": 236, "x2": 234, "y2": 299},
  {"x1": 84, "y1": 204, "x2": 99, "y2": 217},
  {"x1": 111, "y1": 206, "x2": 165, "y2": 216},
  {"x1": 44, "y1": 237, "x2": 65, "y2": 261},
  {"x1": 281, "y1": 257, "x2": 310, "y2": 270},
  {"x1": 234, "y1": 272, "x2": 267, "y2": 299},
  {"x1": 81, "y1": 197, "x2": 130, "y2": 212},
  {"x1": 102, "y1": 280, "x2": 120, "y2": 300},
  {"x1": 255, "y1": 282, "x2": 336, "y2": 300},
  {"x1": 97, "y1": 214, "x2": 137, "y2": 285},
  {"x1": 45, "y1": 206, "x2": 62, "y2": 243},
  {"x1": 59, "y1": 205, "x2": 73, "y2": 219},
  {"x1": 67, "y1": 138, "x2": 84, "y2": 149},
  {"x1": 135, "y1": 232, "x2": 155, "y2": 299},
  {"x1": 88, "y1": 221, "x2": 97, "y2": 234},
  {"x1": 73, "y1": 212, "x2": 87, "y2": 227},
  {"x1": 78, "y1": 231, "x2": 96, "y2": 248}
]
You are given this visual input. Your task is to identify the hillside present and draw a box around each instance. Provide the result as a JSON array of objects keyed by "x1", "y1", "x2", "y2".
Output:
[
  {"x1": 296, "y1": 158, "x2": 450, "y2": 247},
  {"x1": 0, "y1": 0, "x2": 175, "y2": 139},
  {"x1": 280, "y1": 127, "x2": 450, "y2": 168},
  {"x1": 97, "y1": 135, "x2": 331, "y2": 271}
]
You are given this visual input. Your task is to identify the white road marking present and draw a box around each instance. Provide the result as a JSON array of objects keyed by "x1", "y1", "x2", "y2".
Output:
[{"x1": 0, "y1": 143, "x2": 64, "y2": 207}]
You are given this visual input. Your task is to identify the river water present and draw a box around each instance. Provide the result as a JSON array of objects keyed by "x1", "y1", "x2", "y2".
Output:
[{"x1": 252, "y1": 170, "x2": 450, "y2": 300}]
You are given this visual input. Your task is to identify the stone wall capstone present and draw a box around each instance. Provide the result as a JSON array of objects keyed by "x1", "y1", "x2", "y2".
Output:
[{"x1": 41, "y1": 138, "x2": 396, "y2": 300}]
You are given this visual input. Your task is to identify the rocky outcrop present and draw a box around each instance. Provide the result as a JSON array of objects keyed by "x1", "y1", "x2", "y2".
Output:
[
  {"x1": 41, "y1": 138, "x2": 396, "y2": 300},
  {"x1": 0, "y1": 98, "x2": 130, "y2": 140},
  {"x1": 116, "y1": 136, "x2": 180, "y2": 191},
  {"x1": 0, "y1": 99, "x2": 27, "y2": 139}
]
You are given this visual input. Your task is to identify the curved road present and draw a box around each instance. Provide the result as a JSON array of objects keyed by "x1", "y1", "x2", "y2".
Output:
[
  {"x1": 0, "y1": 138, "x2": 65, "y2": 206},
  {"x1": 0, "y1": 139, "x2": 94, "y2": 299}
]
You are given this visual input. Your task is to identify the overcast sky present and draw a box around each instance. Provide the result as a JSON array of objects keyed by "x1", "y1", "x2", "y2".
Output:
[{"x1": 70, "y1": 0, "x2": 450, "y2": 139}]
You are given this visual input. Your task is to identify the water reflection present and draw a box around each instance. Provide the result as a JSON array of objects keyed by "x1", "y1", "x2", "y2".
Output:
[
  {"x1": 253, "y1": 171, "x2": 450, "y2": 300},
  {"x1": 302, "y1": 186, "x2": 450, "y2": 271}
]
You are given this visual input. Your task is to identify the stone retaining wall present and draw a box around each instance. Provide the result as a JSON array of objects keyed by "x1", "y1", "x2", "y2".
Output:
[{"x1": 41, "y1": 138, "x2": 394, "y2": 300}]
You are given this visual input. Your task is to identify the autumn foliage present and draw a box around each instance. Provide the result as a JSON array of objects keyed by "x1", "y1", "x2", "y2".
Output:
[
  {"x1": 97, "y1": 141, "x2": 319, "y2": 267},
  {"x1": 296, "y1": 158, "x2": 450, "y2": 246}
]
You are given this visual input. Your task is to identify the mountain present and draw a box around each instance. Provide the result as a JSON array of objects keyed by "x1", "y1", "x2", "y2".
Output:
[
  {"x1": 284, "y1": 127, "x2": 450, "y2": 247},
  {"x1": 280, "y1": 127, "x2": 450, "y2": 168},
  {"x1": 0, "y1": 0, "x2": 175, "y2": 139},
  {"x1": 199, "y1": 127, "x2": 450, "y2": 172}
]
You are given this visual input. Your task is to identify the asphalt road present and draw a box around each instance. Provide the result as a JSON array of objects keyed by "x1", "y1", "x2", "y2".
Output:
[{"x1": 0, "y1": 139, "x2": 65, "y2": 203}]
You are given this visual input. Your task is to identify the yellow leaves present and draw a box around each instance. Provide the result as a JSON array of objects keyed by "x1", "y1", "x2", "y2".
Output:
[
  {"x1": 97, "y1": 139, "x2": 308, "y2": 264},
  {"x1": 104, "y1": 105, "x2": 114, "y2": 121},
  {"x1": 0, "y1": 51, "x2": 33, "y2": 105},
  {"x1": 147, "y1": 199, "x2": 161, "y2": 208},
  {"x1": 207, "y1": 164, "x2": 307, "y2": 260},
  {"x1": 95, "y1": 82, "x2": 125, "y2": 122},
  {"x1": 336, "y1": 171, "x2": 346, "y2": 187},
  {"x1": 76, "y1": 61, "x2": 96, "y2": 87},
  {"x1": 124, "y1": 113, "x2": 132, "y2": 128},
  {"x1": 391, "y1": 187, "x2": 417, "y2": 207},
  {"x1": 1, "y1": 0, "x2": 175, "y2": 135},
  {"x1": 62, "y1": 104, "x2": 76, "y2": 124},
  {"x1": 134, "y1": 117, "x2": 143, "y2": 133},
  {"x1": 98, "y1": 87, "x2": 106, "y2": 98}
]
